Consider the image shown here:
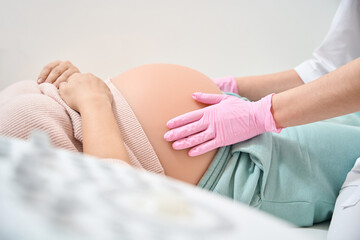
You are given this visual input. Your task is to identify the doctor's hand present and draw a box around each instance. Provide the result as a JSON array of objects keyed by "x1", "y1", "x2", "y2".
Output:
[
  {"x1": 164, "y1": 92, "x2": 282, "y2": 157},
  {"x1": 212, "y1": 76, "x2": 239, "y2": 94},
  {"x1": 38, "y1": 60, "x2": 80, "y2": 88}
]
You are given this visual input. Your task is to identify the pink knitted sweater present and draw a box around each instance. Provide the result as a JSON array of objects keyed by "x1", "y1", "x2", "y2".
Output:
[{"x1": 0, "y1": 80, "x2": 164, "y2": 175}]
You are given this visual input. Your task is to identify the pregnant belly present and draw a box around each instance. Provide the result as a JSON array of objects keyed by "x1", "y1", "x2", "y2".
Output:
[{"x1": 111, "y1": 64, "x2": 221, "y2": 185}]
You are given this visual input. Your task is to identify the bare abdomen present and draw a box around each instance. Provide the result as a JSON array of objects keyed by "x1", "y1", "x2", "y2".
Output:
[{"x1": 111, "y1": 64, "x2": 221, "y2": 185}]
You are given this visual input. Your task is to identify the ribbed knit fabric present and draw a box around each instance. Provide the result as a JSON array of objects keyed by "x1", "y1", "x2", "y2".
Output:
[
  {"x1": 0, "y1": 80, "x2": 164, "y2": 175},
  {"x1": 0, "y1": 80, "x2": 82, "y2": 152},
  {"x1": 106, "y1": 79, "x2": 164, "y2": 175}
]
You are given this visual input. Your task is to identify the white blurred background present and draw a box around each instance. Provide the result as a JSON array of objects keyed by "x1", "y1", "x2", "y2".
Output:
[{"x1": 0, "y1": 0, "x2": 340, "y2": 90}]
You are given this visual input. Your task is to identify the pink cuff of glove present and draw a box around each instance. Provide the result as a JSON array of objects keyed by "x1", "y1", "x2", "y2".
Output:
[
  {"x1": 213, "y1": 76, "x2": 239, "y2": 95},
  {"x1": 224, "y1": 76, "x2": 239, "y2": 95},
  {"x1": 257, "y1": 93, "x2": 283, "y2": 134}
]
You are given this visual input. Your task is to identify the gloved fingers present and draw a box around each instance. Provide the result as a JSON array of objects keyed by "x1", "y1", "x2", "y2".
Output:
[
  {"x1": 164, "y1": 119, "x2": 207, "y2": 142},
  {"x1": 172, "y1": 129, "x2": 215, "y2": 150},
  {"x1": 188, "y1": 139, "x2": 218, "y2": 157},
  {"x1": 166, "y1": 108, "x2": 204, "y2": 129},
  {"x1": 192, "y1": 92, "x2": 226, "y2": 105}
]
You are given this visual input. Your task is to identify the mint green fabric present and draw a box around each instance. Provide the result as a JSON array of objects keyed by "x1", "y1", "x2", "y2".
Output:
[{"x1": 197, "y1": 94, "x2": 360, "y2": 226}]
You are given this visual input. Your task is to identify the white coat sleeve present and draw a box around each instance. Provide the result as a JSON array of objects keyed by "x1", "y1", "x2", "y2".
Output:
[{"x1": 294, "y1": 0, "x2": 360, "y2": 83}]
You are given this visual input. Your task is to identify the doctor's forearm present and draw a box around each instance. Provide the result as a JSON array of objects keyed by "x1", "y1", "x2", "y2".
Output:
[
  {"x1": 272, "y1": 57, "x2": 360, "y2": 128},
  {"x1": 235, "y1": 70, "x2": 304, "y2": 101}
]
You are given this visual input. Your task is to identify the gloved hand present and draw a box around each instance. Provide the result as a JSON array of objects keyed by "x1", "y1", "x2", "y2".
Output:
[
  {"x1": 212, "y1": 76, "x2": 239, "y2": 94},
  {"x1": 164, "y1": 92, "x2": 283, "y2": 157}
]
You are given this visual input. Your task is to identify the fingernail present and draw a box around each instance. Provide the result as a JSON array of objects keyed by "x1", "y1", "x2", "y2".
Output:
[
  {"x1": 164, "y1": 131, "x2": 171, "y2": 140},
  {"x1": 37, "y1": 78, "x2": 43, "y2": 83},
  {"x1": 173, "y1": 141, "x2": 183, "y2": 150},
  {"x1": 167, "y1": 120, "x2": 173, "y2": 128},
  {"x1": 189, "y1": 150, "x2": 197, "y2": 157},
  {"x1": 192, "y1": 92, "x2": 201, "y2": 98},
  {"x1": 172, "y1": 142, "x2": 179, "y2": 149}
]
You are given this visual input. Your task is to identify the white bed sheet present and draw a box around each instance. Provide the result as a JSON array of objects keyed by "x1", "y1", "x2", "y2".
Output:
[{"x1": 0, "y1": 133, "x2": 328, "y2": 239}]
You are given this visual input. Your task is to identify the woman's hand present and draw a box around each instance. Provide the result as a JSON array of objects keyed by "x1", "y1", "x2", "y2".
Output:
[
  {"x1": 59, "y1": 73, "x2": 113, "y2": 113},
  {"x1": 38, "y1": 60, "x2": 80, "y2": 87},
  {"x1": 59, "y1": 73, "x2": 130, "y2": 164}
]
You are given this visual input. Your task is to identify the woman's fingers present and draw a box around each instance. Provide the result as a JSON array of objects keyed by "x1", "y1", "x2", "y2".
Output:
[
  {"x1": 37, "y1": 60, "x2": 79, "y2": 86},
  {"x1": 58, "y1": 81, "x2": 67, "y2": 89},
  {"x1": 58, "y1": 73, "x2": 112, "y2": 113},
  {"x1": 37, "y1": 60, "x2": 61, "y2": 83},
  {"x1": 53, "y1": 67, "x2": 79, "y2": 88},
  {"x1": 45, "y1": 61, "x2": 72, "y2": 84}
]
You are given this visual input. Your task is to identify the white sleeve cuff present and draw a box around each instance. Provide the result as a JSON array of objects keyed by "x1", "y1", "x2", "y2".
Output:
[{"x1": 294, "y1": 58, "x2": 333, "y2": 84}]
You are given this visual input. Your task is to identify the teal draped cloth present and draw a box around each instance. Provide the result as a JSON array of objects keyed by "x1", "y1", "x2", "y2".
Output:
[{"x1": 198, "y1": 93, "x2": 360, "y2": 226}]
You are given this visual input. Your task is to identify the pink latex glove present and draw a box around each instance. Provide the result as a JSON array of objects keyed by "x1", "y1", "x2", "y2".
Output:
[
  {"x1": 212, "y1": 76, "x2": 239, "y2": 94},
  {"x1": 164, "y1": 92, "x2": 283, "y2": 157}
]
